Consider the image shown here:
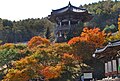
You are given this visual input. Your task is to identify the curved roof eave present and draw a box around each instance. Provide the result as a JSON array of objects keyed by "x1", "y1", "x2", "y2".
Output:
[
  {"x1": 51, "y1": 2, "x2": 87, "y2": 15},
  {"x1": 52, "y1": 9, "x2": 87, "y2": 15},
  {"x1": 95, "y1": 41, "x2": 120, "y2": 54}
]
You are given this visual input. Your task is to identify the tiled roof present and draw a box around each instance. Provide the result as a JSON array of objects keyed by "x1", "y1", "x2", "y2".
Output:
[
  {"x1": 51, "y1": 2, "x2": 87, "y2": 15},
  {"x1": 95, "y1": 40, "x2": 120, "y2": 54}
]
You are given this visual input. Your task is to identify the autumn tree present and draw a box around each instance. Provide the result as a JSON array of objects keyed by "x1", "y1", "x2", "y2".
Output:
[
  {"x1": 2, "y1": 42, "x2": 82, "y2": 81},
  {"x1": 0, "y1": 43, "x2": 31, "y2": 81},
  {"x1": 68, "y1": 27, "x2": 106, "y2": 79},
  {"x1": 27, "y1": 36, "x2": 50, "y2": 49},
  {"x1": 105, "y1": 32, "x2": 120, "y2": 42},
  {"x1": 80, "y1": 27, "x2": 105, "y2": 47},
  {"x1": 68, "y1": 27, "x2": 106, "y2": 60}
]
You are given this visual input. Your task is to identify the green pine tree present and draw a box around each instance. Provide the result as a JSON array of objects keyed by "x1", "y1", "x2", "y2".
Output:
[{"x1": 45, "y1": 27, "x2": 51, "y2": 39}]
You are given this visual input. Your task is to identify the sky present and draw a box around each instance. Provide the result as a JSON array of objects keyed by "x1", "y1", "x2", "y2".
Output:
[{"x1": 0, "y1": 0, "x2": 104, "y2": 21}]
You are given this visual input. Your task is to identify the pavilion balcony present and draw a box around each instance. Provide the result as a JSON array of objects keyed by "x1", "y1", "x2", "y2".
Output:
[
  {"x1": 55, "y1": 25, "x2": 70, "y2": 31},
  {"x1": 55, "y1": 24, "x2": 79, "y2": 31}
]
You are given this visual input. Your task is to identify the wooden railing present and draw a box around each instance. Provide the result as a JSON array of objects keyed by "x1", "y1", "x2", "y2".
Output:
[{"x1": 55, "y1": 24, "x2": 79, "y2": 31}]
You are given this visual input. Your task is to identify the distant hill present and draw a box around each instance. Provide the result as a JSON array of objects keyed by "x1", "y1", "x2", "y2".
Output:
[
  {"x1": 0, "y1": 0, "x2": 120, "y2": 43},
  {"x1": 0, "y1": 18, "x2": 54, "y2": 43},
  {"x1": 83, "y1": 0, "x2": 120, "y2": 30}
]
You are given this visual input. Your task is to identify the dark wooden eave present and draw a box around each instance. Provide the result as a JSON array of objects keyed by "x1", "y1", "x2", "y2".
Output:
[
  {"x1": 94, "y1": 40, "x2": 120, "y2": 60},
  {"x1": 51, "y1": 2, "x2": 86, "y2": 15},
  {"x1": 48, "y1": 2, "x2": 93, "y2": 22}
]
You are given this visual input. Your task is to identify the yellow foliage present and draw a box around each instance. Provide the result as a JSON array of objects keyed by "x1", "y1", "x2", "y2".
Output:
[
  {"x1": 2, "y1": 69, "x2": 30, "y2": 81},
  {"x1": 2, "y1": 42, "x2": 81, "y2": 81},
  {"x1": 2, "y1": 56, "x2": 44, "y2": 81},
  {"x1": 106, "y1": 32, "x2": 120, "y2": 42},
  {"x1": 118, "y1": 16, "x2": 120, "y2": 31},
  {"x1": 3, "y1": 43, "x2": 15, "y2": 49}
]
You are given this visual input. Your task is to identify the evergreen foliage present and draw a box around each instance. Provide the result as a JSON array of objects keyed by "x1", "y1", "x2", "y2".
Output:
[
  {"x1": 0, "y1": 18, "x2": 54, "y2": 43},
  {"x1": 45, "y1": 27, "x2": 51, "y2": 39},
  {"x1": 83, "y1": 0, "x2": 120, "y2": 29},
  {"x1": 0, "y1": 1, "x2": 119, "y2": 43}
]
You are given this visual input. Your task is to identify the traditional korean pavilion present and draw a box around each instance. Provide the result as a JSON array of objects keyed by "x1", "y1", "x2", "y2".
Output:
[
  {"x1": 93, "y1": 14, "x2": 120, "y2": 79},
  {"x1": 93, "y1": 40, "x2": 120, "y2": 79},
  {"x1": 49, "y1": 2, "x2": 93, "y2": 42}
]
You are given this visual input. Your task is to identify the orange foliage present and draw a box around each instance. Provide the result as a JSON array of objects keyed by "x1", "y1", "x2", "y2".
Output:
[
  {"x1": 3, "y1": 43, "x2": 15, "y2": 48},
  {"x1": 14, "y1": 56, "x2": 38, "y2": 68},
  {"x1": 68, "y1": 27, "x2": 105, "y2": 47},
  {"x1": 18, "y1": 49, "x2": 26, "y2": 54},
  {"x1": 27, "y1": 36, "x2": 50, "y2": 48},
  {"x1": 2, "y1": 56, "x2": 44, "y2": 81},
  {"x1": 40, "y1": 64, "x2": 62, "y2": 80},
  {"x1": 3, "y1": 69, "x2": 30, "y2": 81},
  {"x1": 68, "y1": 37, "x2": 81, "y2": 45},
  {"x1": 62, "y1": 53, "x2": 81, "y2": 64},
  {"x1": 81, "y1": 27, "x2": 105, "y2": 47},
  {"x1": 2, "y1": 42, "x2": 81, "y2": 81},
  {"x1": 68, "y1": 27, "x2": 105, "y2": 60},
  {"x1": 63, "y1": 53, "x2": 74, "y2": 59}
]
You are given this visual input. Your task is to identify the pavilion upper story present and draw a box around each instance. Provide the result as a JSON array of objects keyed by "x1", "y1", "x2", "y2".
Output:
[{"x1": 48, "y1": 2, "x2": 93, "y2": 42}]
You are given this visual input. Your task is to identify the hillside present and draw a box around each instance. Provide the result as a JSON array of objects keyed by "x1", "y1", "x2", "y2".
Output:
[
  {"x1": 0, "y1": 18, "x2": 54, "y2": 43},
  {"x1": 0, "y1": 0, "x2": 120, "y2": 43},
  {"x1": 83, "y1": 0, "x2": 120, "y2": 30}
]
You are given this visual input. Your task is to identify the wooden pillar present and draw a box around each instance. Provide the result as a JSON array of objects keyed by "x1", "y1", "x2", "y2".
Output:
[
  {"x1": 64, "y1": 33, "x2": 67, "y2": 39},
  {"x1": 60, "y1": 22, "x2": 62, "y2": 27},
  {"x1": 112, "y1": 60, "x2": 117, "y2": 75},
  {"x1": 118, "y1": 58, "x2": 120, "y2": 73},
  {"x1": 108, "y1": 61, "x2": 112, "y2": 76},
  {"x1": 57, "y1": 33, "x2": 59, "y2": 37},
  {"x1": 60, "y1": 31, "x2": 62, "y2": 37},
  {"x1": 69, "y1": 20, "x2": 71, "y2": 26},
  {"x1": 105, "y1": 62, "x2": 108, "y2": 76}
]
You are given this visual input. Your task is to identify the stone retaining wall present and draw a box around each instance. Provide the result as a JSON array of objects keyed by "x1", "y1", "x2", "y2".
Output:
[{"x1": 97, "y1": 78, "x2": 120, "y2": 81}]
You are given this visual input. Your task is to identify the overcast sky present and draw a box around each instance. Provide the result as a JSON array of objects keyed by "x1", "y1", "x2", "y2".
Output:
[{"x1": 0, "y1": 0, "x2": 105, "y2": 21}]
